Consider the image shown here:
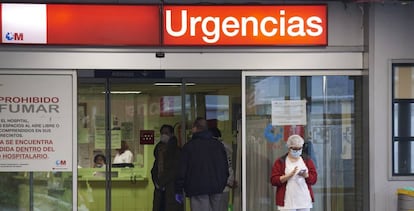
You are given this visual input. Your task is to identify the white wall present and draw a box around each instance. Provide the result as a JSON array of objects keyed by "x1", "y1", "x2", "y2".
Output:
[{"x1": 370, "y1": 3, "x2": 414, "y2": 211}]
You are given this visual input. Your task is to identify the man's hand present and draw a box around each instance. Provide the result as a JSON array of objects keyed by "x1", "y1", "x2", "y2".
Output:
[
  {"x1": 154, "y1": 182, "x2": 165, "y2": 191},
  {"x1": 175, "y1": 194, "x2": 184, "y2": 204},
  {"x1": 227, "y1": 180, "x2": 239, "y2": 189}
]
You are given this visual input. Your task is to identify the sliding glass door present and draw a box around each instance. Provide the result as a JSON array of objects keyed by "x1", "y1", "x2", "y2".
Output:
[
  {"x1": 77, "y1": 70, "x2": 241, "y2": 211},
  {"x1": 243, "y1": 72, "x2": 367, "y2": 211}
]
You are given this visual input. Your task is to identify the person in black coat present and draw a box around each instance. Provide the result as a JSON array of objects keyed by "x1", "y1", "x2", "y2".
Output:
[
  {"x1": 151, "y1": 124, "x2": 183, "y2": 211},
  {"x1": 175, "y1": 117, "x2": 229, "y2": 211}
]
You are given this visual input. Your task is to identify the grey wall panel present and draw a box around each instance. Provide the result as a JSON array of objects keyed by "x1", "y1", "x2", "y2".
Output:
[
  {"x1": 369, "y1": 3, "x2": 414, "y2": 211},
  {"x1": 328, "y1": 2, "x2": 364, "y2": 46},
  {"x1": 160, "y1": 52, "x2": 363, "y2": 70},
  {"x1": 0, "y1": 51, "x2": 363, "y2": 70},
  {"x1": 0, "y1": 52, "x2": 162, "y2": 69}
]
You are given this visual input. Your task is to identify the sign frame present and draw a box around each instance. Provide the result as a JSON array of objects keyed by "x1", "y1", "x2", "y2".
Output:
[
  {"x1": 163, "y1": 4, "x2": 328, "y2": 46},
  {"x1": 0, "y1": 3, "x2": 327, "y2": 46},
  {"x1": 0, "y1": 69, "x2": 77, "y2": 208}
]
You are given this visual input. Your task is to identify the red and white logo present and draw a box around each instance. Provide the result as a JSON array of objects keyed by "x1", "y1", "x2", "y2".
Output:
[
  {"x1": 0, "y1": 4, "x2": 327, "y2": 46},
  {"x1": 2, "y1": 4, "x2": 47, "y2": 44},
  {"x1": 1, "y1": 3, "x2": 160, "y2": 45}
]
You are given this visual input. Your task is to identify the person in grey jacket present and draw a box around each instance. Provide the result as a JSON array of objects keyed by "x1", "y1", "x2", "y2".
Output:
[{"x1": 175, "y1": 117, "x2": 229, "y2": 211}]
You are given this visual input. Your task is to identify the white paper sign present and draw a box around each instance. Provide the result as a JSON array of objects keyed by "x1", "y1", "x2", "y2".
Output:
[
  {"x1": 0, "y1": 74, "x2": 73, "y2": 171},
  {"x1": 271, "y1": 100, "x2": 307, "y2": 126}
]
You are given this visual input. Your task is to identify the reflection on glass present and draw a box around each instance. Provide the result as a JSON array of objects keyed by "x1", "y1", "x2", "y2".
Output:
[
  {"x1": 0, "y1": 172, "x2": 73, "y2": 210},
  {"x1": 392, "y1": 64, "x2": 414, "y2": 175},
  {"x1": 0, "y1": 172, "x2": 21, "y2": 209},
  {"x1": 394, "y1": 66, "x2": 414, "y2": 99},
  {"x1": 77, "y1": 79, "x2": 241, "y2": 211},
  {"x1": 205, "y1": 95, "x2": 230, "y2": 121},
  {"x1": 245, "y1": 75, "x2": 363, "y2": 211}
]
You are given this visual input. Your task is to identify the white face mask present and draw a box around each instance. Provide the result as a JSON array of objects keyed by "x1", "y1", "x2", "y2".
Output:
[
  {"x1": 160, "y1": 134, "x2": 170, "y2": 143},
  {"x1": 290, "y1": 149, "x2": 302, "y2": 158}
]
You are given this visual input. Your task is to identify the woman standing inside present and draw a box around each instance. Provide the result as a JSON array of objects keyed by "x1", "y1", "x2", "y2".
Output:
[
  {"x1": 113, "y1": 140, "x2": 133, "y2": 164},
  {"x1": 271, "y1": 134, "x2": 317, "y2": 211}
]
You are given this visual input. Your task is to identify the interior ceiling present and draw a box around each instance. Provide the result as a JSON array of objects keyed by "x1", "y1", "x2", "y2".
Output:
[
  {"x1": 78, "y1": 70, "x2": 241, "y2": 95},
  {"x1": 79, "y1": 81, "x2": 240, "y2": 95}
]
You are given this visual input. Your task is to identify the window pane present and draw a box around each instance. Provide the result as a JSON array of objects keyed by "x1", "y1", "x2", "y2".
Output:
[
  {"x1": 78, "y1": 77, "x2": 241, "y2": 211},
  {"x1": 245, "y1": 75, "x2": 364, "y2": 211},
  {"x1": 394, "y1": 66, "x2": 414, "y2": 99},
  {"x1": 392, "y1": 64, "x2": 414, "y2": 176},
  {"x1": 0, "y1": 172, "x2": 73, "y2": 210},
  {"x1": 205, "y1": 95, "x2": 230, "y2": 121},
  {"x1": 392, "y1": 103, "x2": 414, "y2": 137},
  {"x1": 0, "y1": 172, "x2": 23, "y2": 209},
  {"x1": 393, "y1": 141, "x2": 414, "y2": 174}
]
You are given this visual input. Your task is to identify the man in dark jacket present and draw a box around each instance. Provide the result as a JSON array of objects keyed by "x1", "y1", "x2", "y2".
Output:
[
  {"x1": 151, "y1": 124, "x2": 183, "y2": 211},
  {"x1": 175, "y1": 117, "x2": 229, "y2": 211}
]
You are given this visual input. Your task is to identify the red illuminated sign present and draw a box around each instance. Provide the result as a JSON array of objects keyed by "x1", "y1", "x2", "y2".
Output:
[
  {"x1": 163, "y1": 5, "x2": 327, "y2": 46},
  {"x1": 47, "y1": 5, "x2": 160, "y2": 45},
  {"x1": 0, "y1": 4, "x2": 327, "y2": 46}
]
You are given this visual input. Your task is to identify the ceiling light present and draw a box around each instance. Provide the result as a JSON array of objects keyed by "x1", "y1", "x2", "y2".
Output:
[
  {"x1": 154, "y1": 82, "x2": 195, "y2": 86},
  {"x1": 101, "y1": 91, "x2": 142, "y2": 94}
]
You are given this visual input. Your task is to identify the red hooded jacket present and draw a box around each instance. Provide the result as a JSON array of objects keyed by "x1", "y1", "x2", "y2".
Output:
[{"x1": 270, "y1": 154, "x2": 317, "y2": 207}]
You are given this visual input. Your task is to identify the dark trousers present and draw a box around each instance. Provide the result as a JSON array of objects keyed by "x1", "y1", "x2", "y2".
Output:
[{"x1": 153, "y1": 189, "x2": 166, "y2": 211}]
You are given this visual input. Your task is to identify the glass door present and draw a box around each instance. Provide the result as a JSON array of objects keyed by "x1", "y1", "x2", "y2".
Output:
[
  {"x1": 77, "y1": 70, "x2": 241, "y2": 211},
  {"x1": 243, "y1": 73, "x2": 367, "y2": 211},
  {"x1": 77, "y1": 74, "x2": 185, "y2": 211}
]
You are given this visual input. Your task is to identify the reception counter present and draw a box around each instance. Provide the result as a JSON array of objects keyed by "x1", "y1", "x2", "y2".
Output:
[{"x1": 77, "y1": 168, "x2": 147, "y2": 182}]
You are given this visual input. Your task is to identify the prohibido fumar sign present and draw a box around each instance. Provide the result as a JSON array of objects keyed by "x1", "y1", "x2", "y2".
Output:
[{"x1": 0, "y1": 74, "x2": 73, "y2": 171}]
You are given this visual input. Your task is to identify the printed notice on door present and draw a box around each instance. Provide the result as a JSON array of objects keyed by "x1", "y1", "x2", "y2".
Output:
[
  {"x1": 271, "y1": 100, "x2": 307, "y2": 126},
  {"x1": 0, "y1": 74, "x2": 73, "y2": 171}
]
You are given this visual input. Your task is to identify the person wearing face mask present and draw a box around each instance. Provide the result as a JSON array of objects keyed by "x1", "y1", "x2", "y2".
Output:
[
  {"x1": 270, "y1": 134, "x2": 317, "y2": 211},
  {"x1": 151, "y1": 124, "x2": 183, "y2": 211},
  {"x1": 93, "y1": 154, "x2": 106, "y2": 168}
]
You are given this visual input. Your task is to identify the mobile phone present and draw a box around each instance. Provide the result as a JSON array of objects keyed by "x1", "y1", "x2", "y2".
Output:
[{"x1": 299, "y1": 169, "x2": 306, "y2": 174}]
